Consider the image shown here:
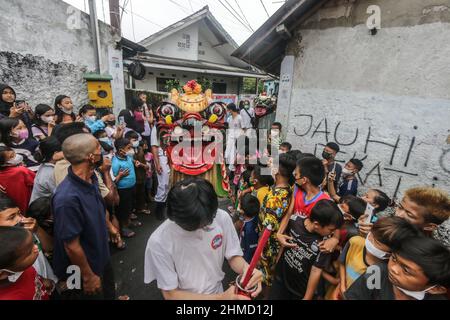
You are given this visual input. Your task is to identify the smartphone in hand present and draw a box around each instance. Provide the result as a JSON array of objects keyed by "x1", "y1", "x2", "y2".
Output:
[{"x1": 364, "y1": 203, "x2": 375, "y2": 224}]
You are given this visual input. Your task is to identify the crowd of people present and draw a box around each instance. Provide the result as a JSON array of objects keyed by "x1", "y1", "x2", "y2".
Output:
[{"x1": 0, "y1": 82, "x2": 449, "y2": 301}]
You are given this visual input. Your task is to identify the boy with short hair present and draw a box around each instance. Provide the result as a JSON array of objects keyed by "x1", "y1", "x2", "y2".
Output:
[
  {"x1": 344, "y1": 236, "x2": 450, "y2": 300},
  {"x1": 338, "y1": 216, "x2": 421, "y2": 298},
  {"x1": 144, "y1": 178, "x2": 263, "y2": 300},
  {"x1": 238, "y1": 194, "x2": 260, "y2": 264},
  {"x1": 328, "y1": 158, "x2": 364, "y2": 202},
  {"x1": 0, "y1": 226, "x2": 53, "y2": 300},
  {"x1": 112, "y1": 138, "x2": 138, "y2": 238},
  {"x1": 279, "y1": 142, "x2": 292, "y2": 154},
  {"x1": 270, "y1": 199, "x2": 344, "y2": 300}
]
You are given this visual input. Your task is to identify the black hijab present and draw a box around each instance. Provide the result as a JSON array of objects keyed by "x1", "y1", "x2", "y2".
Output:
[{"x1": 0, "y1": 84, "x2": 16, "y2": 117}]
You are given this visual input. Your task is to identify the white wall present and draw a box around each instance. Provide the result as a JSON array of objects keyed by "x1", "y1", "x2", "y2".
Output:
[
  {"x1": 147, "y1": 24, "x2": 199, "y2": 61},
  {"x1": 198, "y1": 32, "x2": 229, "y2": 65},
  {"x1": 282, "y1": 23, "x2": 450, "y2": 198},
  {"x1": 0, "y1": 0, "x2": 125, "y2": 113}
]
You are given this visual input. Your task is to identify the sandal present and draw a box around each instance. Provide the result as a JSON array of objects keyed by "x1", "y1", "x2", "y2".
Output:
[
  {"x1": 130, "y1": 213, "x2": 138, "y2": 220},
  {"x1": 115, "y1": 237, "x2": 127, "y2": 250},
  {"x1": 121, "y1": 228, "x2": 136, "y2": 238},
  {"x1": 129, "y1": 220, "x2": 142, "y2": 227},
  {"x1": 138, "y1": 209, "x2": 151, "y2": 215}
]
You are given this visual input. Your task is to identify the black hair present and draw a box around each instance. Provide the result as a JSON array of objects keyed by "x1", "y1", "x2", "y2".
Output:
[
  {"x1": 296, "y1": 153, "x2": 315, "y2": 161},
  {"x1": 0, "y1": 193, "x2": 17, "y2": 212},
  {"x1": 238, "y1": 100, "x2": 246, "y2": 110},
  {"x1": 34, "y1": 136, "x2": 61, "y2": 163},
  {"x1": 115, "y1": 138, "x2": 131, "y2": 151},
  {"x1": 33, "y1": 104, "x2": 53, "y2": 127},
  {"x1": 93, "y1": 129, "x2": 107, "y2": 139},
  {"x1": 341, "y1": 195, "x2": 366, "y2": 220},
  {"x1": 99, "y1": 140, "x2": 114, "y2": 153},
  {"x1": 78, "y1": 104, "x2": 96, "y2": 117},
  {"x1": 296, "y1": 156, "x2": 325, "y2": 187},
  {"x1": 372, "y1": 216, "x2": 421, "y2": 250},
  {"x1": 240, "y1": 194, "x2": 260, "y2": 218},
  {"x1": 166, "y1": 178, "x2": 218, "y2": 231},
  {"x1": 326, "y1": 142, "x2": 340, "y2": 153},
  {"x1": 125, "y1": 131, "x2": 140, "y2": 140},
  {"x1": 0, "y1": 145, "x2": 13, "y2": 167},
  {"x1": 0, "y1": 226, "x2": 31, "y2": 269},
  {"x1": 280, "y1": 142, "x2": 292, "y2": 151},
  {"x1": 28, "y1": 197, "x2": 53, "y2": 237},
  {"x1": 241, "y1": 170, "x2": 251, "y2": 185},
  {"x1": 310, "y1": 199, "x2": 344, "y2": 228},
  {"x1": 54, "y1": 95, "x2": 76, "y2": 124},
  {"x1": 0, "y1": 117, "x2": 20, "y2": 146},
  {"x1": 372, "y1": 189, "x2": 391, "y2": 213},
  {"x1": 130, "y1": 97, "x2": 144, "y2": 111},
  {"x1": 53, "y1": 122, "x2": 88, "y2": 145},
  {"x1": 227, "y1": 103, "x2": 238, "y2": 113},
  {"x1": 287, "y1": 149, "x2": 302, "y2": 161},
  {"x1": 272, "y1": 122, "x2": 282, "y2": 130},
  {"x1": 349, "y1": 158, "x2": 364, "y2": 171},
  {"x1": 394, "y1": 236, "x2": 450, "y2": 287},
  {"x1": 252, "y1": 165, "x2": 275, "y2": 187},
  {"x1": 278, "y1": 153, "x2": 297, "y2": 180},
  {"x1": 0, "y1": 84, "x2": 16, "y2": 117}
]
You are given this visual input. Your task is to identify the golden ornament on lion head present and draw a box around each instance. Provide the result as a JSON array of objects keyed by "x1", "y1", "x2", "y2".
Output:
[{"x1": 170, "y1": 80, "x2": 213, "y2": 113}]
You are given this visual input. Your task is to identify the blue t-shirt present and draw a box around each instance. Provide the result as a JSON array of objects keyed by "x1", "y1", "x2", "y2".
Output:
[
  {"x1": 52, "y1": 167, "x2": 110, "y2": 279},
  {"x1": 240, "y1": 216, "x2": 259, "y2": 263},
  {"x1": 112, "y1": 155, "x2": 136, "y2": 189},
  {"x1": 338, "y1": 178, "x2": 358, "y2": 198}
]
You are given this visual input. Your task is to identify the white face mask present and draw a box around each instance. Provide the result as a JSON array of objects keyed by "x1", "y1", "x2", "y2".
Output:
[
  {"x1": 6, "y1": 154, "x2": 23, "y2": 166},
  {"x1": 365, "y1": 233, "x2": 390, "y2": 260},
  {"x1": 0, "y1": 269, "x2": 24, "y2": 283},
  {"x1": 126, "y1": 149, "x2": 135, "y2": 157},
  {"x1": 85, "y1": 116, "x2": 96, "y2": 122},
  {"x1": 41, "y1": 115, "x2": 54, "y2": 124},
  {"x1": 342, "y1": 168, "x2": 354, "y2": 177},
  {"x1": 132, "y1": 141, "x2": 139, "y2": 148},
  {"x1": 59, "y1": 106, "x2": 73, "y2": 115},
  {"x1": 271, "y1": 130, "x2": 280, "y2": 138},
  {"x1": 396, "y1": 285, "x2": 436, "y2": 300}
]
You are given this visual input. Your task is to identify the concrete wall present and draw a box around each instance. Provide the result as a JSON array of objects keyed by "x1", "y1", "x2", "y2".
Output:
[
  {"x1": 279, "y1": 0, "x2": 450, "y2": 198},
  {"x1": 198, "y1": 32, "x2": 229, "y2": 65},
  {"x1": 0, "y1": 0, "x2": 125, "y2": 113},
  {"x1": 147, "y1": 24, "x2": 199, "y2": 61}
]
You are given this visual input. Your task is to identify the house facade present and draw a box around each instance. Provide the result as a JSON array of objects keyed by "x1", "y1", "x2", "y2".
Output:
[
  {"x1": 233, "y1": 0, "x2": 450, "y2": 198},
  {"x1": 124, "y1": 6, "x2": 266, "y2": 100}
]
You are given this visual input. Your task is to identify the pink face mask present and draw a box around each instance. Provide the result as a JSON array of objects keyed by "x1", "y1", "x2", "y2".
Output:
[{"x1": 12, "y1": 129, "x2": 29, "y2": 140}]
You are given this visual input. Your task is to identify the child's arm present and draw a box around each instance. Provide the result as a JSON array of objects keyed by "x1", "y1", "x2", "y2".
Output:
[
  {"x1": 339, "y1": 263, "x2": 347, "y2": 294},
  {"x1": 276, "y1": 193, "x2": 296, "y2": 247},
  {"x1": 327, "y1": 172, "x2": 340, "y2": 203},
  {"x1": 322, "y1": 270, "x2": 339, "y2": 286},
  {"x1": 319, "y1": 229, "x2": 341, "y2": 253},
  {"x1": 303, "y1": 266, "x2": 323, "y2": 300}
]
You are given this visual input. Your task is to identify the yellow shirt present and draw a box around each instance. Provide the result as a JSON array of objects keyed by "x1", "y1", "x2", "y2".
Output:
[
  {"x1": 256, "y1": 186, "x2": 270, "y2": 208},
  {"x1": 342, "y1": 236, "x2": 368, "y2": 288}
]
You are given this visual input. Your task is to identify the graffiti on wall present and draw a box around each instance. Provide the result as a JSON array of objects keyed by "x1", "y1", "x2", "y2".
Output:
[{"x1": 292, "y1": 113, "x2": 448, "y2": 199}]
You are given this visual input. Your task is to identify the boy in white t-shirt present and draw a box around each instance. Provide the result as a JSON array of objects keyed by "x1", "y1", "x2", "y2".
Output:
[{"x1": 144, "y1": 178, "x2": 263, "y2": 300}]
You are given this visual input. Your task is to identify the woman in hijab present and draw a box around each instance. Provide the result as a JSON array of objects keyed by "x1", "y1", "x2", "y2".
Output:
[{"x1": 0, "y1": 84, "x2": 15, "y2": 119}]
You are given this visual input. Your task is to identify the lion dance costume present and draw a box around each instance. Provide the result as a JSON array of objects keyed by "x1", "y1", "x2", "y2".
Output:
[{"x1": 155, "y1": 80, "x2": 230, "y2": 196}]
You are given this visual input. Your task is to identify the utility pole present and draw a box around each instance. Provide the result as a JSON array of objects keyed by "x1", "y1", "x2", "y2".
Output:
[
  {"x1": 89, "y1": 0, "x2": 102, "y2": 73},
  {"x1": 109, "y1": 0, "x2": 121, "y2": 36}
]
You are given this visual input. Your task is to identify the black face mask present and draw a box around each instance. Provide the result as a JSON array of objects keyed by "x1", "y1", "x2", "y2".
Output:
[
  {"x1": 93, "y1": 154, "x2": 103, "y2": 169},
  {"x1": 106, "y1": 121, "x2": 116, "y2": 126},
  {"x1": 322, "y1": 151, "x2": 333, "y2": 160}
]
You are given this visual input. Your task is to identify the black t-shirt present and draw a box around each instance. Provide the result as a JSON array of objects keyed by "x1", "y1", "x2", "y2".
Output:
[
  {"x1": 277, "y1": 215, "x2": 331, "y2": 297},
  {"x1": 344, "y1": 263, "x2": 447, "y2": 300}
]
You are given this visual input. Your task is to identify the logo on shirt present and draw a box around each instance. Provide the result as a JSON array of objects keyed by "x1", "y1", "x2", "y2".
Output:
[
  {"x1": 311, "y1": 241, "x2": 319, "y2": 253},
  {"x1": 211, "y1": 234, "x2": 223, "y2": 250}
]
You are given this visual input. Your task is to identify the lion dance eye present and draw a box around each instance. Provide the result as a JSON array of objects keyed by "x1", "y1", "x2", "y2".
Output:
[
  {"x1": 160, "y1": 105, "x2": 175, "y2": 117},
  {"x1": 209, "y1": 103, "x2": 225, "y2": 118}
]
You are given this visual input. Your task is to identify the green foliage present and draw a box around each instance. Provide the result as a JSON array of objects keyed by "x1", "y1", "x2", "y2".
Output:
[
  {"x1": 242, "y1": 77, "x2": 257, "y2": 94},
  {"x1": 196, "y1": 77, "x2": 212, "y2": 91},
  {"x1": 165, "y1": 79, "x2": 181, "y2": 92}
]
